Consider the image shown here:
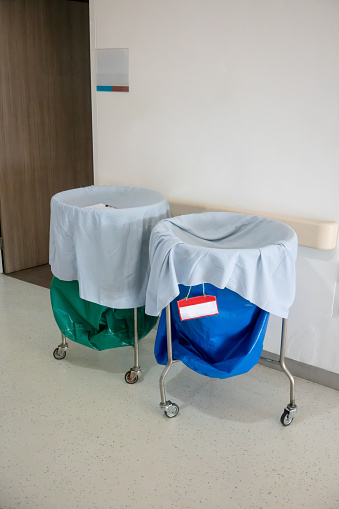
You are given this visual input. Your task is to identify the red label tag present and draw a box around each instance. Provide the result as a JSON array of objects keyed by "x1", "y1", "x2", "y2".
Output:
[{"x1": 177, "y1": 295, "x2": 219, "y2": 321}]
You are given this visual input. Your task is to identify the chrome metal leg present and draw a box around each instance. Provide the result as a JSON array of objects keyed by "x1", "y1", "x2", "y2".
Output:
[
  {"x1": 61, "y1": 333, "x2": 68, "y2": 348},
  {"x1": 260, "y1": 318, "x2": 297, "y2": 425},
  {"x1": 124, "y1": 308, "x2": 141, "y2": 384},
  {"x1": 279, "y1": 318, "x2": 298, "y2": 423},
  {"x1": 132, "y1": 308, "x2": 140, "y2": 372},
  {"x1": 159, "y1": 305, "x2": 179, "y2": 417},
  {"x1": 159, "y1": 305, "x2": 174, "y2": 404},
  {"x1": 280, "y1": 319, "x2": 295, "y2": 406},
  {"x1": 53, "y1": 333, "x2": 68, "y2": 360}
]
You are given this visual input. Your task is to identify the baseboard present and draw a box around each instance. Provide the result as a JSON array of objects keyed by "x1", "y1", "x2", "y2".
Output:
[{"x1": 259, "y1": 350, "x2": 339, "y2": 391}]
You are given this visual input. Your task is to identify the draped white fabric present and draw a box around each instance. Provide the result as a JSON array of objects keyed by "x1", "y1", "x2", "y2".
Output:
[
  {"x1": 145, "y1": 212, "x2": 298, "y2": 318},
  {"x1": 49, "y1": 186, "x2": 170, "y2": 309}
]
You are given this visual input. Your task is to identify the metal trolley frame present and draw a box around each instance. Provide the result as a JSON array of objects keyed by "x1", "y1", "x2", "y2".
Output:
[
  {"x1": 53, "y1": 308, "x2": 142, "y2": 384},
  {"x1": 159, "y1": 305, "x2": 298, "y2": 425}
]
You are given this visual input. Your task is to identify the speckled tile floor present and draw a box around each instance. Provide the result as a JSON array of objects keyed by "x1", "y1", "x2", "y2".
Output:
[{"x1": 0, "y1": 274, "x2": 338, "y2": 509}]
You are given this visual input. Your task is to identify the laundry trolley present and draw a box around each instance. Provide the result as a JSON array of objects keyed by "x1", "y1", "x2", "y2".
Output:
[
  {"x1": 49, "y1": 185, "x2": 170, "y2": 383},
  {"x1": 145, "y1": 212, "x2": 298, "y2": 424}
]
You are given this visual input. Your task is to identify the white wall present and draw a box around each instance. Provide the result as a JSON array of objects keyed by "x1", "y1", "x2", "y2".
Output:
[{"x1": 90, "y1": 0, "x2": 339, "y2": 373}]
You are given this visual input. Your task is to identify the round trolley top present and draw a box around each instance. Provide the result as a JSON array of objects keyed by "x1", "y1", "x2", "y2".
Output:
[
  {"x1": 49, "y1": 185, "x2": 170, "y2": 309},
  {"x1": 145, "y1": 212, "x2": 298, "y2": 318}
]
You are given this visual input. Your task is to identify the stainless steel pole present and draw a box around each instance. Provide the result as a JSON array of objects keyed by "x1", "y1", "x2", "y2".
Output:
[
  {"x1": 279, "y1": 318, "x2": 295, "y2": 406},
  {"x1": 159, "y1": 305, "x2": 174, "y2": 404}
]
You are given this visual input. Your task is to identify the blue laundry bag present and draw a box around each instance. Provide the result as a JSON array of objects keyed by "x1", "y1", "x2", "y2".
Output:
[{"x1": 154, "y1": 284, "x2": 270, "y2": 379}]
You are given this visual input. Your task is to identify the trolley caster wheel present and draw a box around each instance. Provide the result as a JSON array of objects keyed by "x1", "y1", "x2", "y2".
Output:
[
  {"x1": 164, "y1": 402, "x2": 179, "y2": 418},
  {"x1": 53, "y1": 348, "x2": 66, "y2": 360},
  {"x1": 125, "y1": 371, "x2": 138, "y2": 384},
  {"x1": 280, "y1": 409, "x2": 294, "y2": 426}
]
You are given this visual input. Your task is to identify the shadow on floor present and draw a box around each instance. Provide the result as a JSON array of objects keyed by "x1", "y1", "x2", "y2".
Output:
[{"x1": 6, "y1": 264, "x2": 52, "y2": 289}]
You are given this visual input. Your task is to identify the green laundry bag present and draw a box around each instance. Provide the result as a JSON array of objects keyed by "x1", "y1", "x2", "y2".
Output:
[{"x1": 50, "y1": 277, "x2": 158, "y2": 351}]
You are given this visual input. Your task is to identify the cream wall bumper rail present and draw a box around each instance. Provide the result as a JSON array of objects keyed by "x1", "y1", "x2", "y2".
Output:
[{"x1": 169, "y1": 199, "x2": 338, "y2": 251}]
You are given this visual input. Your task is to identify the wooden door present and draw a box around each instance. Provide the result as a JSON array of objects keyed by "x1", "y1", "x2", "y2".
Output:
[{"x1": 0, "y1": 0, "x2": 93, "y2": 273}]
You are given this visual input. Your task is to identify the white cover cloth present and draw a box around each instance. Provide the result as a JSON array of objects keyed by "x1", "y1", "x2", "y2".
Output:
[
  {"x1": 145, "y1": 212, "x2": 298, "y2": 318},
  {"x1": 49, "y1": 186, "x2": 170, "y2": 309}
]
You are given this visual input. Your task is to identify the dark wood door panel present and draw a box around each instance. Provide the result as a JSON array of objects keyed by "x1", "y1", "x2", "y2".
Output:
[{"x1": 0, "y1": 0, "x2": 93, "y2": 273}]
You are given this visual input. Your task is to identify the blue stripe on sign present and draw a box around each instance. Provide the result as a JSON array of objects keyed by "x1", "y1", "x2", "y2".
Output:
[{"x1": 97, "y1": 86, "x2": 113, "y2": 92}]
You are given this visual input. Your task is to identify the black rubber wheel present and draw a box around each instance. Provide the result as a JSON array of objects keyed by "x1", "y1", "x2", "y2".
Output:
[
  {"x1": 125, "y1": 371, "x2": 138, "y2": 384},
  {"x1": 280, "y1": 409, "x2": 293, "y2": 426},
  {"x1": 164, "y1": 403, "x2": 179, "y2": 418},
  {"x1": 53, "y1": 348, "x2": 66, "y2": 360}
]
